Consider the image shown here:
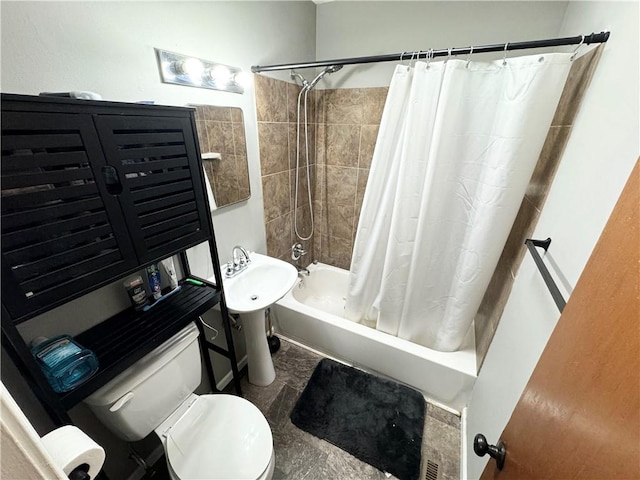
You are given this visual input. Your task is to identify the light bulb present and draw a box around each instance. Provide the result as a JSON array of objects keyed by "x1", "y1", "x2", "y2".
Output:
[
  {"x1": 233, "y1": 71, "x2": 252, "y2": 89},
  {"x1": 208, "y1": 65, "x2": 231, "y2": 85}
]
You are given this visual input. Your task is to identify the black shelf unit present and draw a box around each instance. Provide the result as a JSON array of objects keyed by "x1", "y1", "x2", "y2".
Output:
[
  {"x1": 62, "y1": 281, "x2": 221, "y2": 409},
  {"x1": 0, "y1": 94, "x2": 242, "y2": 432}
]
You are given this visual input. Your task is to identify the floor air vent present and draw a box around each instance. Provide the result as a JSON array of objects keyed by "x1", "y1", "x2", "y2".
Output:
[{"x1": 425, "y1": 459, "x2": 440, "y2": 480}]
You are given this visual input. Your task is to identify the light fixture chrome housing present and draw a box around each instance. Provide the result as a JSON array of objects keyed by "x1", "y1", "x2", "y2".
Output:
[{"x1": 155, "y1": 49, "x2": 246, "y2": 94}]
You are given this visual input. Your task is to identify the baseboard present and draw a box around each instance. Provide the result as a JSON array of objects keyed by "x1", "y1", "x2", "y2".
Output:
[
  {"x1": 460, "y1": 406, "x2": 468, "y2": 480},
  {"x1": 215, "y1": 355, "x2": 248, "y2": 391}
]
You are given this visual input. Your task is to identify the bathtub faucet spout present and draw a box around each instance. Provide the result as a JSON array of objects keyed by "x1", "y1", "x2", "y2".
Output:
[{"x1": 298, "y1": 267, "x2": 310, "y2": 278}]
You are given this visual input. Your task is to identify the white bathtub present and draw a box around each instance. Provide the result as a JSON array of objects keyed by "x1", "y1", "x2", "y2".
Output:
[{"x1": 274, "y1": 262, "x2": 477, "y2": 412}]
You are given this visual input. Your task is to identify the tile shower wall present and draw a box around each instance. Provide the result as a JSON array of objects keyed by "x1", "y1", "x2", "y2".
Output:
[
  {"x1": 255, "y1": 74, "x2": 316, "y2": 265},
  {"x1": 257, "y1": 49, "x2": 600, "y2": 368},
  {"x1": 314, "y1": 87, "x2": 387, "y2": 269},
  {"x1": 255, "y1": 73, "x2": 388, "y2": 269},
  {"x1": 474, "y1": 46, "x2": 604, "y2": 369}
]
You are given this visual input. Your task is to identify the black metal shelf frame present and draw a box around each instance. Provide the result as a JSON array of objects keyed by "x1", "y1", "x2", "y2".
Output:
[
  {"x1": 525, "y1": 238, "x2": 566, "y2": 313},
  {"x1": 0, "y1": 94, "x2": 242, "y2": 432}
]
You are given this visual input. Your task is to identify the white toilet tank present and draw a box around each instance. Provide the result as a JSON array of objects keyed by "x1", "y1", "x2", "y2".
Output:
[{"x1": 84, "y1": 322, "x2": 202, "y2": 441}]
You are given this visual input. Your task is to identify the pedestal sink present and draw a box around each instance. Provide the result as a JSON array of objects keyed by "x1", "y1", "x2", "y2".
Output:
[{"x1": 222, "y1": 253, "x2": 297, "y2": 386}]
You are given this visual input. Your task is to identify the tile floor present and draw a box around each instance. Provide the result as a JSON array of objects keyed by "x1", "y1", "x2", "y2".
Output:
[
  {"x1": 242, "y1": 338, "x2": 461, "y2": 480},
  {"x1": 144, "y1": 338, "x2": 461, "y2": 480}
]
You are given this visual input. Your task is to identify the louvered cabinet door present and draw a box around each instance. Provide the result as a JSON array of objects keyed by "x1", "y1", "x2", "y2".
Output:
[
  {"x1": 93, "y1": 115, "x2": 211, "y2": 264},
  {"x1": 1, "y1": 111, "x2": 139, "y2": 322}
]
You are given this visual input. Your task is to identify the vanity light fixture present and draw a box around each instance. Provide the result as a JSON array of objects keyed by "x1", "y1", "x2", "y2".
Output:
[{"x1": 155, "y1": 49, "x2": 247, "y2": 94}]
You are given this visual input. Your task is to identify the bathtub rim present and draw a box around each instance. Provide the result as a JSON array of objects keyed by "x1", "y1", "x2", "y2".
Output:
[{"x1": 277, "y1": 261, "x2": 477, "y2": 378}]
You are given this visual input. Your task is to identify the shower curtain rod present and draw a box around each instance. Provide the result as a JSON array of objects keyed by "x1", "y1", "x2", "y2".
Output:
[{"x1": 251, "y1": 31, "x2": 609, "y2": 73}]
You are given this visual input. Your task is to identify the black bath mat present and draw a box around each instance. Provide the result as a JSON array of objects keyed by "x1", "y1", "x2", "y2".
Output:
[{"x1": 290, "y1": 358, "x2": 425, "y2": 480}]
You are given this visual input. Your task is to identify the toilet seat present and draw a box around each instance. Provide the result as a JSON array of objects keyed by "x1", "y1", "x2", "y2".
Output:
[{"x1": 160, "y1": 394, "x2": 273, "y2": 480}]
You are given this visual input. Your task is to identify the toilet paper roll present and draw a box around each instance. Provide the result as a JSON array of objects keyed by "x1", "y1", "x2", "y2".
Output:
[{"x1": 40, "y1": 425, "x2": 105, "y2": 479}]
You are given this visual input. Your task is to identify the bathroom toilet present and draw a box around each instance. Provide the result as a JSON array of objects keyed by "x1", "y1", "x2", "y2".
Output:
[{"x1": 84, "y1": 322, "x2": 274, "y2": 480}]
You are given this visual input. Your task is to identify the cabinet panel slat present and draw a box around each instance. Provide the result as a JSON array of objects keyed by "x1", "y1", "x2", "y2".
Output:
[
  {"x1": 13, "y1": 238, "x2": 117, "y2": 281},
  {"x1": 1, "y1": 151, "x2": 88, "y2": 171},
  {"x1": 5, "y1": 225, "x2": 113, "y2": 264},
  {"x1": 1, "y1": 167, "x2": 94, "y2": 189},
  {"x1": 120, "y1": 156, "x2": 188, "y2": 174}
]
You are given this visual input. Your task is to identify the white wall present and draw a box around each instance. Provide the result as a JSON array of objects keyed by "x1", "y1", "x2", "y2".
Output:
[
  {"x1": 1, "y1": 1, "x2": 316, "y2": 259},
  {"x1": 316, "y1": 1, "x2": 569, "y2": 88},
  {"x1": 466, "y1": 2, "x2": 639, "y2": 478},
  {"x1": 1, "y1": 2, "x2": 316, "y2": 478}
]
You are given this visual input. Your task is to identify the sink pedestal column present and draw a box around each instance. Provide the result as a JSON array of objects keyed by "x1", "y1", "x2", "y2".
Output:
[{"x1": 241, "y1": 309, "x2": 276, "y2": 386}]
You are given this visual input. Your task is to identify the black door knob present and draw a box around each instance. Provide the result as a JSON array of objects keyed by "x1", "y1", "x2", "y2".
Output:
[{"x1": 473, "y1": 433, "x2": 507, "y2": 470}]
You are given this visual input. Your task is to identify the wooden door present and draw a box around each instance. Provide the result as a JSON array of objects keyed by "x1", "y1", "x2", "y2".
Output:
[{"x1": 481, "y1": 159, "x2": 640, "y2": 479}]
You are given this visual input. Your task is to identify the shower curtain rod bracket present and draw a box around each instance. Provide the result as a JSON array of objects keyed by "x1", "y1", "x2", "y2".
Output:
[{"x1": 251, "y1": 31, "x2": 610, "y2": 73}]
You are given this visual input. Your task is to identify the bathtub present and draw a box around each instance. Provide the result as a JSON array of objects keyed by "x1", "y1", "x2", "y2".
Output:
[{"x1": 274, "y1": 262, "x2": 477, "y2": 412}]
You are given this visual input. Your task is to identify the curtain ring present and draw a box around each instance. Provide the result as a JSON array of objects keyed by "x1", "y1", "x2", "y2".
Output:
[
  {"x1": 445, "y1": 47, "x2": 453, "y2": 63},
  {"x1": 426, "y1": 48, "x2": 434, "y2": 69},
  {"x1": 571, "y1": 35, "x2": 585, "y2": 61},
  {"x1": 466, "y1": 46, "x2": 474, "y2": 68},
  {"x1": 409, "y1": 50, "x2": 418, "y2": 69},
  {"x1": 502, "y1": 42, "x2": 509, "y2": 66},
  {"x1": 400, "y1": 51, "x2": 408, "y2": 65}
]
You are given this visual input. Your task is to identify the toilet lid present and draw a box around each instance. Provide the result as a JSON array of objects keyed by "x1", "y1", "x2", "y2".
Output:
[{"x1": 165, "y1": 395, "x2": 273, "y2": 480}]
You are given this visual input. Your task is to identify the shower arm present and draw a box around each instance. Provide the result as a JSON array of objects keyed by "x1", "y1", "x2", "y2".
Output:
[{"x1": 252, "y1": 31, "x2": 610, "y2": 72}]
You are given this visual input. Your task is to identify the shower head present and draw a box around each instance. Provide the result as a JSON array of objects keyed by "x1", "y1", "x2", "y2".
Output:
[
  {"x1": 307, "y1": 64, "x2": 343, "y2": 90},
  {"x1": 291, "y1": 70, "x2": 310, "y2": 89}
]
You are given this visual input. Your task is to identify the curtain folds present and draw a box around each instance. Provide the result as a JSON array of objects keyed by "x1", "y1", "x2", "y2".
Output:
[{"x1": 345, "y1": 54, "x2": 571, "y2": 352}]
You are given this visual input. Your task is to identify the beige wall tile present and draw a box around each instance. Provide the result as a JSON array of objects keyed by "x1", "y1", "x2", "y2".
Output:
[
  {"x1": 195, "y1": 120, "x2": 209, "y2": 153},
  {"x1": 236, "y1": 155, "x2": 250, "y2": 200},
  {"x1": 266, "y1": 212, "x2": 292, "y2": 258},
  {"x1": 325, "y1": 88, "x2": 364, "y2": 124},
  {"x1": 289, "y1": 123, "x2": 315, "y2": 170},
  {"x1": 206, "y1": 121, "x2": 234, "y2": 155},
  {"x1": 232, "y1": 123, "x2": 247, "y2": 156},
  {"x1": 206, "y1": 106, "x2": 231, "y2": 122},
  {"x1": 287, "y1": 81, "x2": 302, "y2": 123},
  {"x1": 362, "y1": 87, "x2": 388, "y2": 125},
  {"x1": 526, "y1": 126, "x2": 571, "y2": 210},
  {"x1": 474, "y1": 260, "x2": 515, "y2": 370},
  {"x1": 354, "y1": 168, "x2": 369, "y2": 231},
  {"x1": 325, "y1": 166, "x2": 358, "y2": 205},
  {"x1": 326, "y1": 124, "x2": 360, "y2": 167},
  {"x1": 314, "y1": 90, "x2": 326, "y2": 124},
  {"x1": 321, "y1": 235, "x2": 353, "y2": 270},
  {"x1": 359, "y1": 125, "x2": 379, "y2": 169},
  {"x1": 258, "y1": 122, "x2": 289, "y2": 175},
  {"x1": 326, "y1": 202, "x2": 355, "y2": 240},
  {"x1": 254, "y1": 74, "x2": 287, "y2": 123},
  {"x1": 551, "y1": 45, "x2": 604, "y2": 127},
  {"x1": 230, "y1": 107, "x2": 243, "y2": 123},
  {"x1": 262, "y1": 171, "x2": 290, "y2": 222}
]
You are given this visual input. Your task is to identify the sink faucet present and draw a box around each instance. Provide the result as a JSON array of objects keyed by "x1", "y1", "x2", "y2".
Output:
[{"x1": 226, "y1": 245, "x2": 251, "y2": 277}]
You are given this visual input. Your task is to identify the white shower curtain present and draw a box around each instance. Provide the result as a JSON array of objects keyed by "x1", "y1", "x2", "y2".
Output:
[{"x1": 345, "y1": 53, "x2": 572, "y2": 352}]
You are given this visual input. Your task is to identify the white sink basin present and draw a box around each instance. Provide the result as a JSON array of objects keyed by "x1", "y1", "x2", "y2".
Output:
[
  {"x1": 222, "y1": 252, "x2": 297, "y2": 313},
  {"x1": 218, "y1": 252, "x2": 297, "y2": 387}
]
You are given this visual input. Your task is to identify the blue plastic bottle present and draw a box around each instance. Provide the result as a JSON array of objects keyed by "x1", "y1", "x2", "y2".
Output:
[{"x1": 30, "y1": 336, "x2": 99, "y2": 393}]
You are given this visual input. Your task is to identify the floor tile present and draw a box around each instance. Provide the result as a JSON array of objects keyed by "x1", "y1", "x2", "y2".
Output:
[{"x1": 240, "y1": 338, "x2": 461, "y2": 480}]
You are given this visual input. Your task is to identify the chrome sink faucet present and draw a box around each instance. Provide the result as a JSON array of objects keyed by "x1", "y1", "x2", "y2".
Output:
[{"x1": 226, "y1": 245, "x2": 251, "y2": 277}]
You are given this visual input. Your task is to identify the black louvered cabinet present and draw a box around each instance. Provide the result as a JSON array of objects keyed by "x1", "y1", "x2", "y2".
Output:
[
  {"x1": 1, "y1": 95, "x2": 211, "y2": 322},
  {"x1": 1, "y1": 95, "x2": 242, "y2": 434}
]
